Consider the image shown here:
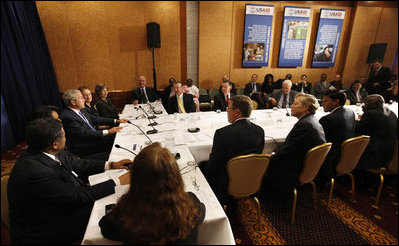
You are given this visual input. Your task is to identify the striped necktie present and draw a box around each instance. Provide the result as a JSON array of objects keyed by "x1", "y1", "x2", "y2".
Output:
[{"x1": 78, "y1": 111, "x2": 96, "y2": 131}]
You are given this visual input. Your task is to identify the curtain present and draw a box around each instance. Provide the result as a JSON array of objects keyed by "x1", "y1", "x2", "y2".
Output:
[{"x1": 1, "y1": 1, "x2": 62, "y2": 152}]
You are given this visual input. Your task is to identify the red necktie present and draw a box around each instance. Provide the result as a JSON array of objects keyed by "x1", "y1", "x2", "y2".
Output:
[{"x1": 226, "y1": 95, "x2": 230, "y2": 108}]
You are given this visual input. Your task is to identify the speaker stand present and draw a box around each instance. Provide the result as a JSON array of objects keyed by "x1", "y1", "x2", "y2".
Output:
[{"x1": 151, "y1": 47, "x2": 157, "y2": 90}]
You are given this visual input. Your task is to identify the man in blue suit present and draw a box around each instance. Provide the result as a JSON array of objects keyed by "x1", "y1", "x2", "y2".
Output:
[{"x1": 61, "y1": 89, "x2": 128, "y2": 157}]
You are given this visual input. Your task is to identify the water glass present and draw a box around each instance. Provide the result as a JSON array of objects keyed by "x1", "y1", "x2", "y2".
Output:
[
  {"x1": 165, "y1": 135, "x2": 175, "y2": 152},
  {"x1": 186, "y1": 161, "x2": 197, "y2": 182}
]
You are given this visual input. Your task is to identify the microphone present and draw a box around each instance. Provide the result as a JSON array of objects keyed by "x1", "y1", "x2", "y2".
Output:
[
  {"x1": 139, "y1": 105, "x2": 157, "y2": 120},
  {"x1": 135, "y1": 113, "x2": 145, "y2": 119},
  {"x1": 115, "y1": 144, "x2": 137, "y2": 156},
  {"x1": 148, "y1": 102, "x2": 163, "y2": 114},
  {"x1": 127, "y1": 120, "x2": 157, "y2": 141},
  {"x1": 285, "y1": 107, "x2": 290, "y2": 116}
]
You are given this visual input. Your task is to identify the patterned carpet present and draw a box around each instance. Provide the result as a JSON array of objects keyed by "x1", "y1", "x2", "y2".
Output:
[
  {"x1": 2, "y1": 142, "x2": 398, "y2": 245},
  {"x1": 226, "y1": 180, "x2": 398, "y2": 245}
]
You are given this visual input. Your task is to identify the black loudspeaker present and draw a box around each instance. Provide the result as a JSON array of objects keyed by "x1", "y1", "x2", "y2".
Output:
[
  {"x1": 367, "y1": 43, "x2": 387, "y2": 64},
  {"x1": 146, "y1": 22, "x2": 161, "y2": 48}
]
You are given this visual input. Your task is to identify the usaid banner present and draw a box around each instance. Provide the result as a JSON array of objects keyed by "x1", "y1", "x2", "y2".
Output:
[
  {"x1": 312, "y1": 8, "x2": 345, "y2": 67},
  {"x1": 278, "y1": 6, "x2": 310, "y2": 67},
  {"x1": 242, "y1": 4, "x2": 274, "y2": 67}
]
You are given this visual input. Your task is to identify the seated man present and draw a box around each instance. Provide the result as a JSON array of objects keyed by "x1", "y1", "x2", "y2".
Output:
[
  {"x1": 201, "y1": 95, "x2": 265, "y2": 205},
  {"x1": 61, "y1": 89, "x2": 127, "y2": 158},
  {"x1": 293, "y1": 74, "x2": 312, "y2": 94},
  {"x1": 264, "y1": 93, "x2": 325, "y2": 195},
  {"x1": 167, "y1": 81, "x2": 196, "y2": 114},
  {"x1": 346, "y1": 80, "x2": 368, "y2": 105},
  {"x1": 314, "y1": 90, "x2": 356, "y2": 188},
  {"x1": 219, "y1": 74, "x2": 237, "y2": 94},
  {"x1": 244, "y1": 74, "x2": 262, "y2": 97},
  {"x1": 131, "y1": 75, "x2": 159, "y2": 105},
  {"x1": 274, "y1": 73, "x2": 292, "y2": 90},
  {"x1": 314, "y1": 73, "x2": 330, "y2": 100},
  {"x1": 329, "y1": 74, "x2": 344, "y2": 90},
  {"x1": 268, "y1": 80, "x2": 298, "y2": 108},
  {"x1": 382, "y1": 80, "x2": 398, "y2": 103},
  {"x1": 7, "y1": 118, "x2": 131, "y2": 245},
  {"x1": 355, "y1": 94, "x2": 398, "y2": 170},
  {"x1": 213, "y1": 81, "x2": 236, "y2": 111}
]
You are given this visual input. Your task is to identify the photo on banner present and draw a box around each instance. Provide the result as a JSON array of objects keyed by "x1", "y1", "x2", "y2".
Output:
[
  {"x1": 311, "y1": 8, "x2": 345, "y2": 68},
  {"x1": 278, "y1": 6, "x2": 311, "y2": 67},
  {"x1": 242, "y1": 4, "x2": 274, "y2": 68}
]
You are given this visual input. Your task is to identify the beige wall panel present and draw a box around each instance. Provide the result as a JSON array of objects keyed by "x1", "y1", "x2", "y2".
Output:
[
  {"x1": 37, "y1": 1, "x2": 181, "y2": 92},
  {"x1": 36, "y1": 2, "x2": 78, "y2": 91},
  {"x1": 342, "y1": 7, "x2": 382, "y2": 85},
  {"x1": 375, "y1": 8, "x2": 398, "y2": 71},
  {"x1": 198, "y1": 1, "x2": 233, "y2": 89}
]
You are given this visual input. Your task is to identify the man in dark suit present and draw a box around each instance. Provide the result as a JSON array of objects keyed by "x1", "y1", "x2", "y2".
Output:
[
  {"x1": 366, "y1": 59, "x2": 391, "y2": 95},
  {"x1": 167, "y1": 81, "x2": 196, "y2": 114},
  {"x1": 244, "y1": 74, "x2": 262, "y2": 97},
  {"x1": 131, "y1": 75, "x2": 159, "y2": 105},
  {"x1": 201, "y1": 95, "x2": 264, "y2": 205},
  {"x1": 219, "y1": 74, "x2": 237, "y2": 94},
  {"x1": 293, "y1": 74, "x2": 312, "y2": 94},
  {"x1": 274, "y1": 73, "x2": 292, "y2": 90},
  {"x1": 213, "y1": 81, "x2": 236, "y2": 111},
  {"x1": 268, "y1": 80, "x2": 298, "y2": 108},
  {"x1": 264, "y1": 93, "x2": 326, "y2": 195},
  {"x1": 61, "y1": 89, "x2": 128, "y2": 157},
  {"x1": 7, "y1": 118, "x2": 131, "y2": 245},
  {"x1": 314, "y1": 90, "x2": 356, "y2": 188},
  {"x1": 329, "y1": 74, "x2": 344, "y2": 90},
  {"x1": 355, "y1": 94, "x2": 398, "y2": 169},
  {"x1": 346, "y1": 80, "x2": 368, "y2": 105}
]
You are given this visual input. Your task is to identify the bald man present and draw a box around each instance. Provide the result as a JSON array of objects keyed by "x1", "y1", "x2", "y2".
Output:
[
  {"x1": 355, "y1": 94, "x2": 397, "y2": 169},
  {"x1": 131, "y1": 76, "x2": 159, "y2": 105}
]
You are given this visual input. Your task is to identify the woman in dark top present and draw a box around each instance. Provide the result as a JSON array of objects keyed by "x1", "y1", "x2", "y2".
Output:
[
  {"x1": 99, "y1": 142, "x2": 206, "y2": 245},
  {"x1": 261, "y1": 73, "x2": 275, "y2": 95},
  {"x1": 78, "y1": 86, "x2": 99, "y2": 116},
  {"x1": 95, "y1": 83, "x2": 119, "y2": 119}
]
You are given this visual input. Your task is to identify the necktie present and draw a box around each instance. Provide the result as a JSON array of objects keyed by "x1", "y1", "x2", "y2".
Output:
[
  {"x1": 55, "y1": 157, "x2": 86, "y2": 187},
  {"x1": 141, "y1": 88, "x2": 148, "y2": 103},
  {"x1": 78, "y1": 111, "x2": 96, "y2": 131},
  {"x1": 226, "y1": 95, "x2": 230, "y2": 109},
  {"x1": 252, "y1": 83, "x2": 256, "y2": 92},
  {"x1": 177, "y1": 95, "x2": 186, "y2": 113},
  {"x1": 282, "y1": 94, "x2": 288, "y2": 108},
  {"x1": 374, "y1": 68, "x2": 379, "y2": 77},
  {"x1": 356, "y1": 91, "x2": 361, "y2": 102}
]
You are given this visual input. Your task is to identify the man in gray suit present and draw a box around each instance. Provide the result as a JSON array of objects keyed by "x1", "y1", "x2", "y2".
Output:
[
  {"x1": 268, "y1": 80, "x2": 298, "y2": 108},
  {"x1": 314, "y1": 73, "x2": 330, "y2": 100}
]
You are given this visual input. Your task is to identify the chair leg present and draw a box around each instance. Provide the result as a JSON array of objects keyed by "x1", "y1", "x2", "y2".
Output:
[
  {"x1": 291, "y1": 188, "x2": 297, "y2": 225},
  {"x1": 309, "y1": 181, "x2": 317, "y2": 208},
  {"x1": 253, "y1": 196, "x2": 261, "y2": 230},
  {"x1": 347, "y1": 173, "x2": 356, "y2": 203},
  {"x1": 327, "y1": 178, "x2": 335, "y2": 207},
  {"x1": 374, "y1": 174, "x2": 384, "y2": 208}
]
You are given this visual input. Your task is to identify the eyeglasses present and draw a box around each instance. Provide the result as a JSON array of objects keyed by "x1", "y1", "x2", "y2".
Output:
[{"x1": 226, "y1": 107, "x2": 236, "y2": 111}]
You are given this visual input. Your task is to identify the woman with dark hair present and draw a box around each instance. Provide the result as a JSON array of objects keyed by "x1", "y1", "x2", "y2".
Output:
[
  {"x1": 261, "y1": 73, "x2": 275, "y2": 95},
  {"x1": 78, "y1": 86, "x2": 99, "y2": 116},
  {"x1": 95, "y1": 83, "x2": 119, "y2": 119},
  {"x1": 99, "y1": 142, "x2": 206, "y2": 244}
]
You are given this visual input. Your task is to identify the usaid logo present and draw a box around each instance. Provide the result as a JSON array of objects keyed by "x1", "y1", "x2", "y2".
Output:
[
  {"x1": 247, "y1": 5, "x2": 273, "y2": 15},
  {"x1": 294, "y1": 9, "x2": 307, "y2": 15},
  {"x1": 250, "y1": 7, "x2": 270, "y2": 14},
  {"x1": 321, "y1": 10, "x2": 345, "y2": 19}
]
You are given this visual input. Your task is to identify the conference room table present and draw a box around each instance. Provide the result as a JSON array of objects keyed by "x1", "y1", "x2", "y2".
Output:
[{"x1": 82, "y1": 101, "x2": 398, "y2": 245}]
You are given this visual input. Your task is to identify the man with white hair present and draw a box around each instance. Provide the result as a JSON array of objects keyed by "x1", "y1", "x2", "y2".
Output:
[
  {"x1": 61, "y1": 89, "x2": 127, "y2": 157},
  {"x1": 263, "y1": 93, "x2": 326, "y2": 196},
  {"x1": 268, "y1": 80, "x2": 298, "y2": 108}
]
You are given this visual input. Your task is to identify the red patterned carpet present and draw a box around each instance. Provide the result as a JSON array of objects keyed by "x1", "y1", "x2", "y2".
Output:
[{"x1": 2, "y1": 142, "x2": 398, "y2": 245}]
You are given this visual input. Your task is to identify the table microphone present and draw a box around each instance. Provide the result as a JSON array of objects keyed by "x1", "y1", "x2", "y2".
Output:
[
  {"x1": 148, "y1": 102, "x2": 163, "y2": 114},
  {"x1": 139, "y1": 105, "x2": 157, "y2": 120},
  {"x1": 127, "y1": 120, "x2": 157, "y2": 140},
  {"x1": 115, "y1": 144, "x2": 137, "y2": 155}
]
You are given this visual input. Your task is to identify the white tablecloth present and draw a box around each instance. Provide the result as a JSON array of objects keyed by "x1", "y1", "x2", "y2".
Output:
[{"x1": 82, "y1": 101, "x2": 398, "y2": 245}]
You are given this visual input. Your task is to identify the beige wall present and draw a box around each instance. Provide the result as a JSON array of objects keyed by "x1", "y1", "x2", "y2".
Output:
[
  {"x1": 199, "y1": 1, "x2": 397, "y2": 89},
  {"x1": 36, "y1": 1, "x2": 398, "y2": 92},
  {"x1": 36, "y1": 1, "x2": 182, "y2": 92}
]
